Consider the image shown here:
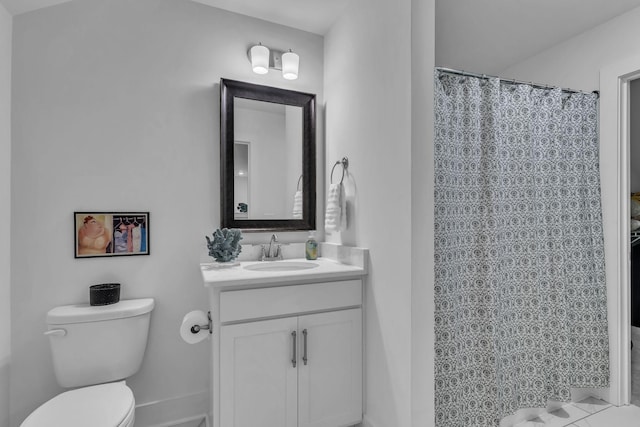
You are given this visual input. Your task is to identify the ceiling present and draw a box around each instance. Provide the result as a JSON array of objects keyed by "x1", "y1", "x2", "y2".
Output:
[
  {"x1": 191, "y1": 0, "x2": 351, "y2": 35},
  {"x1": 0, "y1": 0, "x2": 352, "y2": 34},
  {"x1": 3, "y1": 0, "x2": 640, "y2": 74},
  {"x1": 436, "y1": 0, "x2": 640, "y2": 74},
  {"x1": 0, "y1": 0, "x2": 71, "y2": 15}
]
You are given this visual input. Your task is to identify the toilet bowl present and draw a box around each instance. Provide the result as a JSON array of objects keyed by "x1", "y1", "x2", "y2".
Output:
[
  {"x1": 20, "y1": 298, "x2": 154, "y2": 427},
  {"x1": 21, "y1": 382, "x2": 135, "y2": 427}
]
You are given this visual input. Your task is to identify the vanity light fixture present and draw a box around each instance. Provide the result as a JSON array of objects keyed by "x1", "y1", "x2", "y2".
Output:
[
  {"x1": 249, "y1": 43, "x2": 269, "y2": 75},
  {"x1": 248, "y1": 43, "x2": 299, "y2": 80},
  {"x1": 282, "y1": 50, "x2": 299, "y2": 80}
]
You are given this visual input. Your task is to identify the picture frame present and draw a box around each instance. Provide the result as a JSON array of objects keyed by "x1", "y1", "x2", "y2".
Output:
[{"x1": 74, "y1": 212, "x2": 150, "y2": 258}]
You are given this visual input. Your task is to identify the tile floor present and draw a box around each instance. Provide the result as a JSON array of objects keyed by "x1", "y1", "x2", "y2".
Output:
[
  {"x1": 514, "y1": 398, "x2": 640, "y2": 426},
  {"x1": 512, "y1": 324, "x2": 640, "y2": 426}
]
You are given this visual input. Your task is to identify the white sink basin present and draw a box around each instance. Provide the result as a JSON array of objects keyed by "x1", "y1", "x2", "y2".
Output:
[{"x1": 244, "y1": 261, "x2": 319, "y2": 272}]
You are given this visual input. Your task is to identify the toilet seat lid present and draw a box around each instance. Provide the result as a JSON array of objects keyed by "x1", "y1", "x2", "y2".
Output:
[{"x1": 21, "y1": 382, "x2": 134, "y2": 427}]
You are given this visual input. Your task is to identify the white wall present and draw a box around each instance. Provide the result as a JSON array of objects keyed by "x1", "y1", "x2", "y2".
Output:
[
  {"x1": 411, "y1": 0, "x2": 435, "y2": 425},
  {"x1": 324, "y1": 0, "x2": 413, "y2": 425},
  {"x1": 631, "y1": 80, "x2": 640, "y2": 192},
  {"x1": 0, "y1": 3, "x2": 12, "y2": 427},
  {"x1": 501, "y1": 6, "x2": 640, "y2": 92},
  {"x1": 9, "y1": 0, "x2": 323, "y2": 425}
]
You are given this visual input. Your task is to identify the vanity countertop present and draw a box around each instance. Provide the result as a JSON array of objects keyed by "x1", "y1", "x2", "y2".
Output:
[{"x1": 201, "y1": 257, "x2": 366, "y2": 289}]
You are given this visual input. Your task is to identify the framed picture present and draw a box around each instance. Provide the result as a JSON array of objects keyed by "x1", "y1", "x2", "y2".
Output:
[{"x1": 74, "y1": 212, "x2": 150, "y2": 258}]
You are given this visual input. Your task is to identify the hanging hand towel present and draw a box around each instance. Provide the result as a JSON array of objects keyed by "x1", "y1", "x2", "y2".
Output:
[
  {"x1": 325, "y1": 183, "x2": 346, "y2": 232},
  {"x1": 292, "y1": 190, "x2": 303, "y2": 219}
]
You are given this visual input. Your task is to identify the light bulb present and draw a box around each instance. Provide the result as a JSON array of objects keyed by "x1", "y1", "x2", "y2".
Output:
[
  {"x1": 250, "y1": 44, "x2": 269, "y2": 75},
  {"x1": 282, "y1": 50, "x2": 299, "y2": 80}
]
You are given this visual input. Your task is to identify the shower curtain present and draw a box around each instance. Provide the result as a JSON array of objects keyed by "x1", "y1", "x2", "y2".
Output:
[{"x1": 433, "y1": 70, "x2": 609, "y2": 426}]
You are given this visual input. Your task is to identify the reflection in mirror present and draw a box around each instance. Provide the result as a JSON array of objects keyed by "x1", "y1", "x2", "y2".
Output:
[
  {"x1": 234, "y1": 141, "x2": 249, "y2": 219},
  {"x1": 233, "y1": 99, "x2": 302, "y2": 220},
  {"x1": 220, "y1": 78, "x2": 316, "y2": 231}
]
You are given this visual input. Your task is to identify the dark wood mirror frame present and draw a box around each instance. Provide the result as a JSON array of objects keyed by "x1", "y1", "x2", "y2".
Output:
[{"x1": 220, "y1": 78, "x2": 316, "y2": 231}]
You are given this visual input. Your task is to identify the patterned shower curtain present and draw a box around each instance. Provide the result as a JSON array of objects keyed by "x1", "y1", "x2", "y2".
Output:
[{"x1": 433, "y1": 70, "x2": 609, "y2": 426}]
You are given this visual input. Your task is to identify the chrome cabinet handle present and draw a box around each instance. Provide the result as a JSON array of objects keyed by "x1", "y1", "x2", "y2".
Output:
[
  {"x1": 291, "y1": 331, "x2": 297, "y2": 368},
  {"x1": 302, "y1": 329, "x2": 308, "y2": 365}
]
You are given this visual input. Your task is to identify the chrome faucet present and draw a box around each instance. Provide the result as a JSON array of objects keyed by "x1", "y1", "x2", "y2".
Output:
[
  {"x1": 261, "y1": 234, "x2": 283, "y2": 261},
  {"x1": 268, "y1": 234, "x2": 278, "y2": 258}
]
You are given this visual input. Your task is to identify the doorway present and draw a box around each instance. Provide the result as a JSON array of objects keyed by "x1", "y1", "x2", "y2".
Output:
[
  {"x1": 598, "y1": 56, "x2": 640, "y2": 407},
  {"x1": 630, "y1": 78, "x2": 640, "y2": 406}
]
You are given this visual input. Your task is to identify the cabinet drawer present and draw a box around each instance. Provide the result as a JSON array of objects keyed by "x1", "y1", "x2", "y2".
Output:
[{"x1": 219, "y1": 280, "x2": 362, "y2": 323}]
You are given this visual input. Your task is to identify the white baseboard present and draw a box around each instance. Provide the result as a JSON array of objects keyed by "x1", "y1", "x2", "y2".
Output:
[
  {"x1": 134, "y1": 390, "x2": 210, "y2": 427},
  {"x1": 140, "y1": 414, "x2": 209, "y2": 427},
  {"x1": 361, "y1": 416, "x2": 378, "y2": 427},
  {"x1": 571, "y1": 388, "x2": 605, "y2": 404}
]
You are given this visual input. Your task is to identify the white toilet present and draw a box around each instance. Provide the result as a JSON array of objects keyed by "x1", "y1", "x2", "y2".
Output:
[{"x1": 21, "y1": 298, "x2": 155, "y2": 427}]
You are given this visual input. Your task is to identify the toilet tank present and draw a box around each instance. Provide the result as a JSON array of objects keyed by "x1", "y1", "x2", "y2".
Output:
[{"x1": 45, "y1": 298, "x2": 155, "y2": 388}]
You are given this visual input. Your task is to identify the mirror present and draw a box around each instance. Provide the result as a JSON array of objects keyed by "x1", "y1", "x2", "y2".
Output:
[{"x1": 220, "y1": 79, "x2": 316, "y2": 231}]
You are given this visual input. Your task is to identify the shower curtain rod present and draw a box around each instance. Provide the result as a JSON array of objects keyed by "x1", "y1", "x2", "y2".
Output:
[{"x1": 436, "y1": 67, "x2": 599, "y2": 96}]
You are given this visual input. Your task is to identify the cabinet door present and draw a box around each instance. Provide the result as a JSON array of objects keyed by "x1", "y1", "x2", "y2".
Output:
[
  {"x1": 220, "y1": 317, "x2": 299, "y2": 427},
  {"x1": 298, "y1": 308, "x2": 363, "y2": 427}
]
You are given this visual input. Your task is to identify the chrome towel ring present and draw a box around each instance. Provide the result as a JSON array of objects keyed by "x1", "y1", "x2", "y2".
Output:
[{"x1": 330, "y1": 157, "x2": 349, "y2": 184}]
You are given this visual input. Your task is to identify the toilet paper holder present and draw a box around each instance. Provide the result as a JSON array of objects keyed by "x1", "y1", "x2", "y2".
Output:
[{"x1": 190, "y1": 311, "x2": 212, "y2": 334}]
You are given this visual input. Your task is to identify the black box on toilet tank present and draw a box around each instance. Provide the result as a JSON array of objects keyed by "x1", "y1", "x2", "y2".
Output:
[{"x1": 89, "y1": 283, "x2": 121, "y2": 306}]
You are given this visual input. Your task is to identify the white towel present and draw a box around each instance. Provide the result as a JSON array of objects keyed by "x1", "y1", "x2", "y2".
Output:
[
  {"x1": 325, "y1": 183, "x2": 346, "y2": 232},
  {"x1": 292, "y1": 190, "x2": 303, "y2": 219}
]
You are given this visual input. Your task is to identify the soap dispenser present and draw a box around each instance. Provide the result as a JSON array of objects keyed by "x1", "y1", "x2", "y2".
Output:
[{"x1": 305, "y1": 231, "x2": 318, "y2": 260}]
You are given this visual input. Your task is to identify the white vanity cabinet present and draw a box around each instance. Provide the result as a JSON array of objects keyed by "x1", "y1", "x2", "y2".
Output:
[
  {"x1": 203, "y1": 258, "x2": 367, "y2": 427},
  {"x1": 220, "y1": 316, "x2": 299, "y2": 427},
  {"x1": 201, "y1": 256, "x2": 368, "y2": 427},
  {"x1": 297, "y1": 308, "x2": 362, "y2": 427},
  {"x1": 220, "y1": 308, "x2": 362, "y2": 427}
]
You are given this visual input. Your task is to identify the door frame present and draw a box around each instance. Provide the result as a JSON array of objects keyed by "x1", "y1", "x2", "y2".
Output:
[{"x1": 600, "y1": 55, "x2": 640, "y2": 406}]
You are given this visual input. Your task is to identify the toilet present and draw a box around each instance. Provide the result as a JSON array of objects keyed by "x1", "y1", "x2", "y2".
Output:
[{"x1": 21, "y1": 298, "x2": 155, "y2": 427}]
